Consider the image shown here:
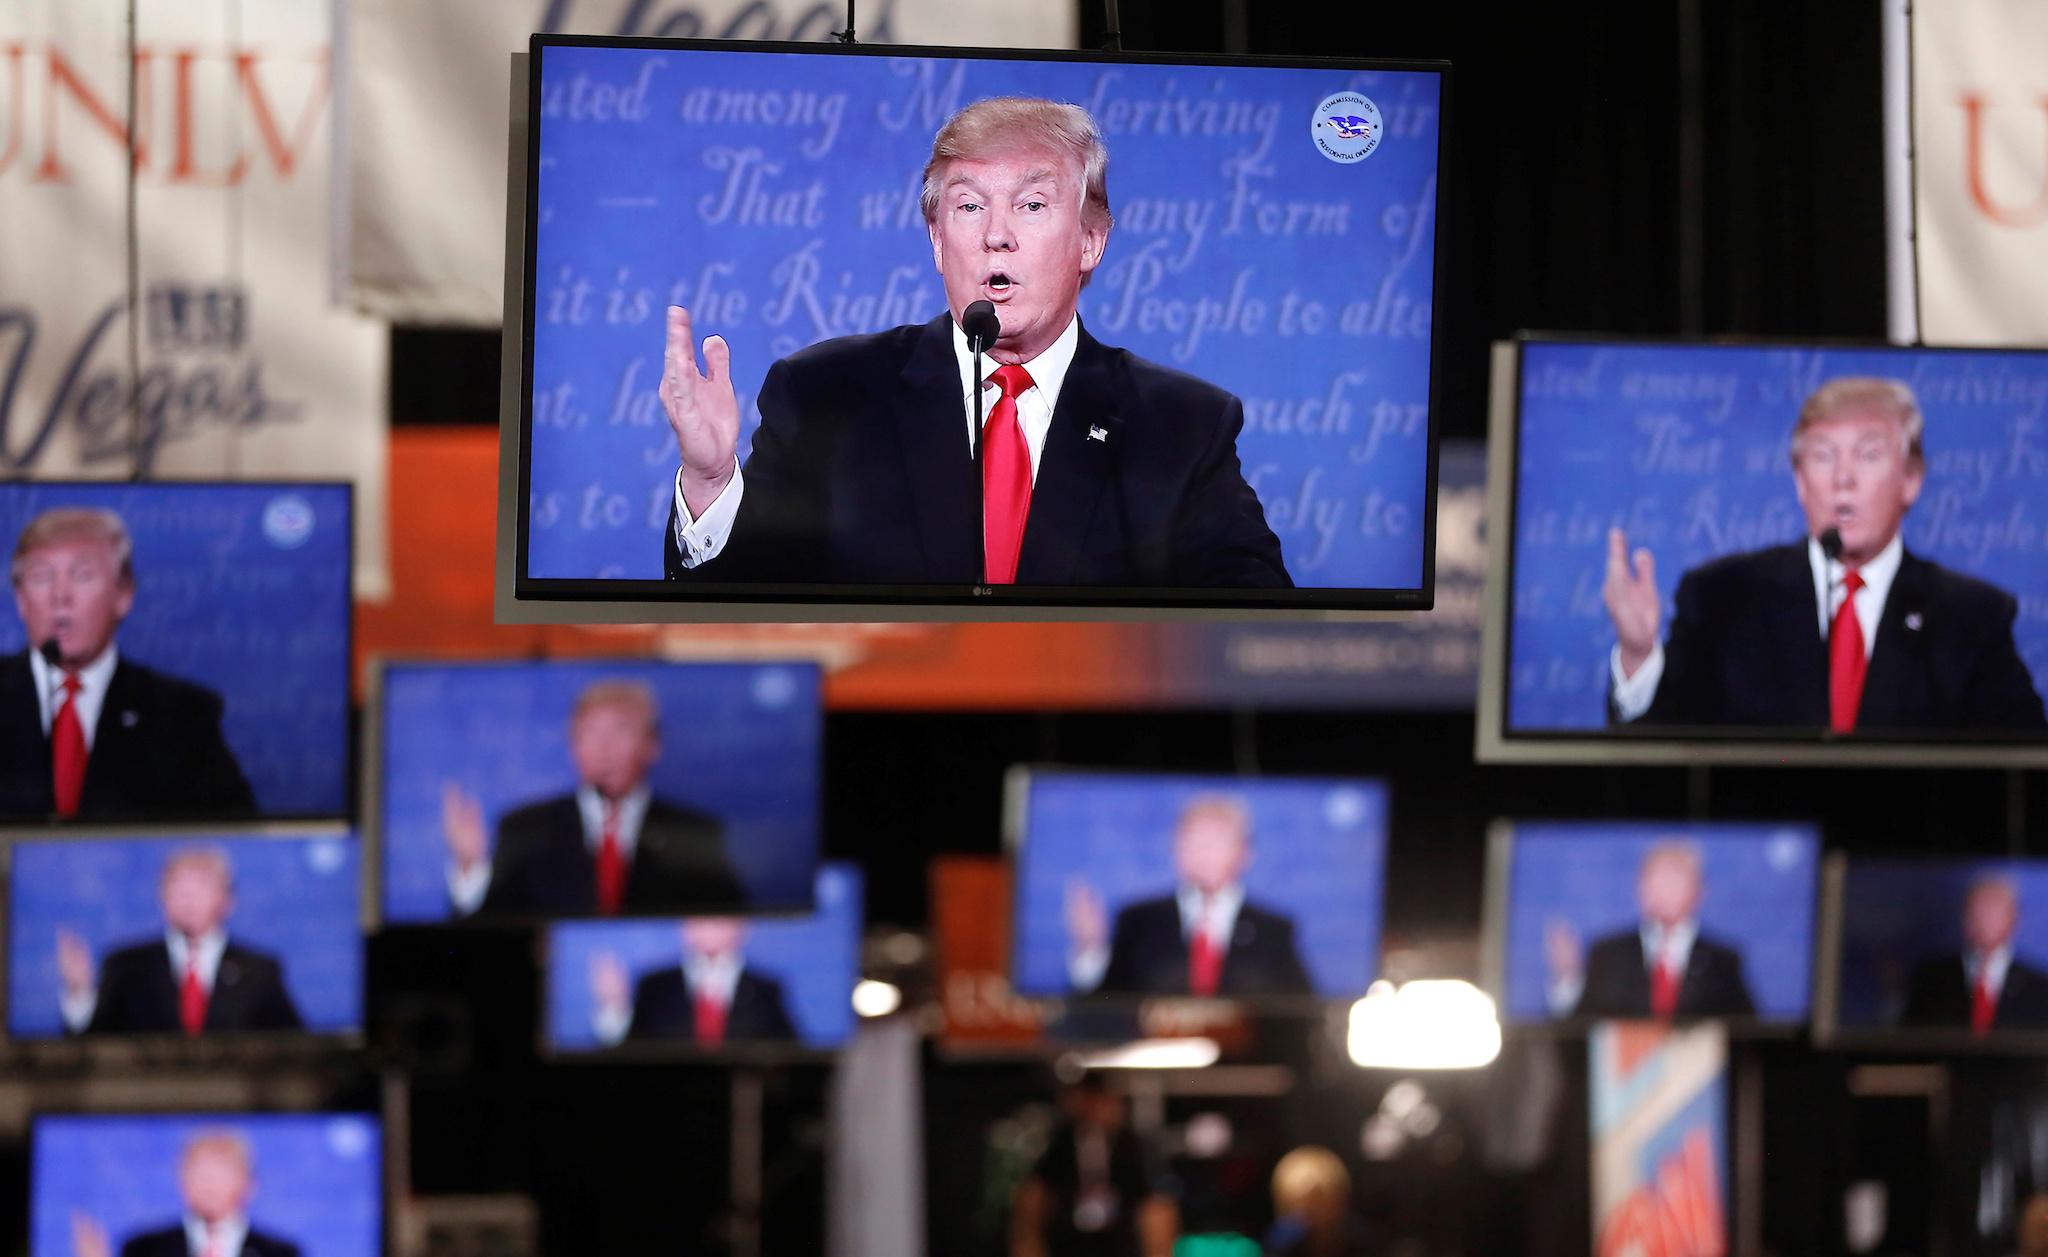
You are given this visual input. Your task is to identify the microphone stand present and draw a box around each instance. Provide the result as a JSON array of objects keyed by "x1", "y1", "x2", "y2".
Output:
[{"x1": 973, "y1": 336, "x2": 987, "y2": 586}]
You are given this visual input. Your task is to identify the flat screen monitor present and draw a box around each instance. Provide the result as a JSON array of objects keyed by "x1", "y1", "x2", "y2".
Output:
[
  {"x1": 30, "y1": 1113, "x2": 383, "y2": 1257},
  {"x1": 502, "y1": 36, "x2": 1447, "y2": 620},
  {"x1": 1484, "y1": 820, "x2": 1821, "y2": 1032},
  {"x1": 7, "y1": 831, "x2": 361, "y2": 1042},
  {"x1": 1820, "y1": 855, "x2": 2048, "y2": 1048},
  {"x1": 1007, "y1": 769, "x2": 1386, "y2": 1005},
  {"x1": 542, "y1": 862, "x2": 861, "y2": 1059},
  {"x1": 374, "y1": 658, "x2": 822, "y2": 924},
  {"x1": 0, "y1": 480, "x2": 353, "y2": 820},
  {"x1": 1478, "y1": 336, "x2": 2048, "y2": 766}
]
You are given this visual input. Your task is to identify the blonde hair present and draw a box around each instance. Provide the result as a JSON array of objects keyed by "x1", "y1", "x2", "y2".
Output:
[
  {"x1": 920, "y1": 96, "x2": 1113, "y2": 234},
  {"x1": 571, "y1": 679, "x2": 659, "y2": 737},
  {"x1": 180, "y1": 1129, "x2": 253, "y2": 1177},
  {"x1": 1791, "y1": 377, "x2": 1925, "y2": 470},
  {"x1": 160, "y1": 845, "x2": 234, "y2": 896},
  {"x1": 1177, "y1": 795, "x2": 1253, "y2": 846},
  {"x1": 1639, "y1": 841, "x2": 1703, "y2": 885},
  {"x1": 10, "y1": 507, "x2": 134, "y2": 587}
]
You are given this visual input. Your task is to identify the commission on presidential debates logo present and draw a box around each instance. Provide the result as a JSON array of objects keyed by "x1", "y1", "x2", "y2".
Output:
[
  {"x1": 263, "y1": 493, "x2": 316, "y2": 549},
  {"x1": 1312, "y1": 92, "x2": 1383, "y2": 164}
]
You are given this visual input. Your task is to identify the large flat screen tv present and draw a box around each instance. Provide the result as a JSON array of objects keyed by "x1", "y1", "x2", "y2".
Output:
[
  {"x1": 30, "y1": 1113, "x2": 383, "y2": 1257},
  {"x1": 0, "y1": 480, "x2": 353, "y2": 820},
  {"x1": 1478, "y1": 336, "x2": 2048, "y2": 766},
  {"x1": 1482, "y1": 820, "x2": 1822, "y2": 1033},
  {"x1": 372, "y1": 657, "x2": 823, "y2": 925},
  {"x1": 500, "y1": 36, "x2": 1447, "y2": 620},
  {"x1": 1006, "y1": 768, "x2": 1386, "y2": 1006}
]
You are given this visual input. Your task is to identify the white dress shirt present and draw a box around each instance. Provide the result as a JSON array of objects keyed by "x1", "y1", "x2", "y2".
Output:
[
  {"x1": 670, "y1": 314, "x2": 1082, "y2": 568},
  {"x1": 185, "y1": 1212, "x2": 249, "y2": 1257},
  {"x1": 27, "y1": 641, "x2": 118, "y2": 750},
  {"x1": 1969, "y1": 943, "x2": 2014, "y2": 1004},
  {"x1": 61, "y1": 927, "x2": 228, "y2": 1033},
  {"x1": 1546, "y1": 917, "x2": 1698, "y2": 1015},
  {"x1": 448, "y1": 784, "x2": 651, "y2": 916},
  {"x1": 1610, "y1": 532, "x2": 1905, "y2": 722},
  {"x1": 1069, "y1": 880, "x2": 1244, "y2": 992}
]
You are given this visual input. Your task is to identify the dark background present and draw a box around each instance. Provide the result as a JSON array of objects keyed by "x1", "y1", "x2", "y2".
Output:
[{"x1": 361, "y1": 3, "x2": 2036, "y2": 1255}]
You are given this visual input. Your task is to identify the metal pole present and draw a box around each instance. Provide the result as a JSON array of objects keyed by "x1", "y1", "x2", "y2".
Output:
[{"x1": 731, "y1": 1067, "x2": 766, "y2": 1257}]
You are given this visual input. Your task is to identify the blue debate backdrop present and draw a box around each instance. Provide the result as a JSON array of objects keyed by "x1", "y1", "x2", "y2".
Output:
[
  {"x1": 379, "y1": 659, "x2": 822, "y2": 923},
  {"x1": 546, "y1": 863, "x2": 861, "y2": 1052},
  {"x1": 8, "y1": 834, "x2": 361, "y2": 1037},
  {"x1": 1507, "y1": 341, "x2": 2048, "y2": 732},
  {"x1": 1011, "y1": 772, "x2": 1386, "y2": 999},
  {"x1": 0, "y1": 482, "x2": 352, "y2": 815},
  {"x1": 32, "y1": 1114, "x2": 382, "y2": 1257},
  {"x1": 1498, "y1": 822, "x2": 1820, "y2": 1024},
  {"x1": 526, "y1": 44, "x2": 1442, "y2": 590},
  {"x1": 1834, "y1": 859, "x2": 2048, "y2": 1031}
]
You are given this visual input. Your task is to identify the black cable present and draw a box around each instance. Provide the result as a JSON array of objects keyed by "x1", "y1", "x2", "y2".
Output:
[
  {"x1": 1101, "y1": 0, "x2": 1123, "y2": 52},
  {"x1": 835, "y1": 0, "x2": 856, "y2": 43}
]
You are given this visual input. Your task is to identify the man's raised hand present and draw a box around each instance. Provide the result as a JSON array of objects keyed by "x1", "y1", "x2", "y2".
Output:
[
  {"x1": 662, "y1": 306, "x2": 741, "y2": 518},
  {"x1": 1603, "y1": 527, "x2": 1662, "y2": 678}
]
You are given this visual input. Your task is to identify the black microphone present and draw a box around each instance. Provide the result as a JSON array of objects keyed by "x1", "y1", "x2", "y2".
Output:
[
  {"x1": 961, "y1": 300, "x2": 1000, "y2": 354},
  {"x1": 962, "y1": 301, "x2": 1002, "y2": 586},
  {"x1": 1819, "y1": 527, "x2": 1843, "y2": 563},
  {"x1": 37, "y1": 639, "x2": 60, "y2": 667}
]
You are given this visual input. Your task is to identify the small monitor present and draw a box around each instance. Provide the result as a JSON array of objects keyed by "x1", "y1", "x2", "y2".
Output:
[
  {"x1": 1478, "y1": 336, "x2": 2048, "y2": 766},
  {"x1": 1484, "y1": 820, "x2": 1821, "y2": 1031},
  {"x1": 31, "y1": 1113, "x2": 383, "y2": 1257},
  {"x1": 1008, "y1": 769, "x2": 1386, "y2": 1005},
  {"x1": 374, "y1": 658, "x2": 822, "y2": 924},
  {"x1": 504, "y1": 37, "x2": 1447, "y2": 620},
  {"x1": 1821, "y1": 856, "x2": 2048, "y2": 1047},
  {"x1": 542, "y1": 863, "x2": 862, "y2": 1059},
  {"x1": 0, "y1": 480, "x2": 353, "y2": 821},
  {"x1": 7, "y1": 831, "x2": 361, "y2": 1042}
]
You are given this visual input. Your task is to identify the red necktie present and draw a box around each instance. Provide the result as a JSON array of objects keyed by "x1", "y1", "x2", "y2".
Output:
[
  {"x1": 180, "y1": 959, "x2": 207, "y2": 1036},
  {"x1": 981, "y1": 363, "x2": 1035, "y2": 584},
  {"x1": 595, "y1": 799, "x2": 624, "y2": 915},
  {"x1": 1649, "y1": 943, "x2": 1680, "y2": 1019},
  {"x1": 1188, "y1": 907, "x2": 1224, "y2": 996},
  {"x1": 1828, "y1": 569, "x2": 1868, "y2": 734},
  {"x1": 50, "y1": 671, "x2": 86, "y2": 817},
  {"x1": 200, "y1": 1227, "x2": 223, "y2": 1257},
  {"x1": 693, "y1": 988, "x2": 729, "y2": 1046},
  {"x1": 1971, "y1": 961, "x2": 1997, "y2": 1036}
]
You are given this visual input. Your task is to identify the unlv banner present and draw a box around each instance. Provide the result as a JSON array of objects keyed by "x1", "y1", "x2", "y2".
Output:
[
  {"x1": 344, "y1": 0, "x2": 1077, "y2": 326},
  {"x1": 0, "y1": 1, "x2": 390, "y2": 596},
  {"x1": 1904, "y1": 0, "x2": 2048, "y2": 346},
  {"x1": 1589, "y1": 1022, "x2": 1728, "y2": 1257}
]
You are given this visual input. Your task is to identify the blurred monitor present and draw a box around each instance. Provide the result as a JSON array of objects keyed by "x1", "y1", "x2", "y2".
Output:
[
  {"x1": 374, "y1": 658, "x2": 822, "y2": 924},
  {"x1": 1823, "y1": 856, "x2": 2048, "y2": 1047},
  {"x1": 1484, "y1": 821, "x2": 1821, "y2": 1031},
  {"x1": 31, "y1": 1112, "x2": 382, "y2": 1257},
  {"x1": 1008, "y1": 769, "x2": 1387, "y2": 1005},
  {"x1": 543, "y1": 863, "x2": 861, "y2": 1059},
  {"x1": 8, "y1": 832, "x2": 360, "y2": 1041},
  {"x1": 1478, "y1": 337, "x2": 2048, "y2": 766},
  {"x1": 0, "y1": 481, "x2": 352, "y2": 822},
  {"x1": 505, "y1": 37, "x2": 1447, "y2": 620}
]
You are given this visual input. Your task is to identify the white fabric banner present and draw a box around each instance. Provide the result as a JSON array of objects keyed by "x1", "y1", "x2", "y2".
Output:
[
  {"x1": 343, "y1": 0, "x2": 1078, "y2": 326},
  {"x1": 1909, "y1": 0, "x2": 2048, "y2": 346},
  {"x1": 0, "y1": 0, "x2": 391, "y2": 596}
]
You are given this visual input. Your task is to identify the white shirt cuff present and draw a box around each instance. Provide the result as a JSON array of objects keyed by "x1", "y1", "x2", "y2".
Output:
[
  {"x1": 60, "y1": 988, "x2": 98, "y2": 1032},
  {"x1": 1547, "y1": 974, "x2": 1584, "y2": 1017},
  {"x1": 447, "y1": 862, "x2": 492, "y2": 917},
  {"x1": 1609, "y1": 642, "x2": 1666, "y2": 723},
  {"x1": 1069, "y1": 947, "x2": 1110, "y2": 994},
  {"x1": 672, "y1": 462, "x2": 744, "y2": 568},
  {"x1": 593, "y1": 1000, "x2": 631, "y2": 1047}
]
